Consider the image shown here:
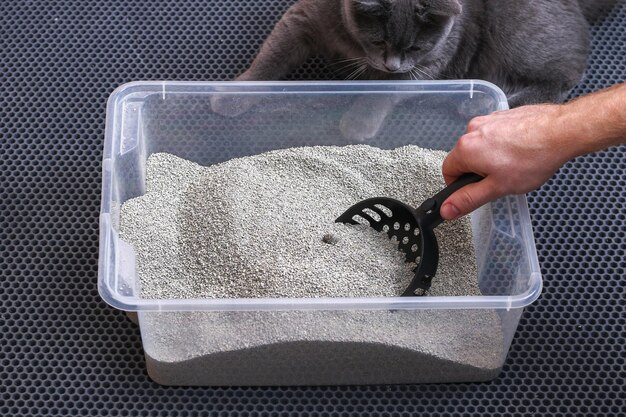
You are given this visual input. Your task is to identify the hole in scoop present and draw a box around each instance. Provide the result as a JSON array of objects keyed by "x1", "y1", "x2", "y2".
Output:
[
  {"x1": 402, "y1": 236, "x2": 409, "y2": 245},
  {"x1": 374, "y1": 204, "x2": 392, "y2": 217},
  {"x1": 362, "y1": 208, "x2": 381, "y2": 222},
  {"x1": 351, "y1": 215, "x2": 370, "y2": 226},
  {"x1": 404, "y1": 223, "x2": 411, "y2": 231},
  {"x1": 382, "y1": 224, "x2": 389, "y2": 232},
  {"x1": 393, "y1": 222, "x2": 400, "y2": 230},
  {"x1": 411, "y1": 244, "x2": 418, "y2": 252}
]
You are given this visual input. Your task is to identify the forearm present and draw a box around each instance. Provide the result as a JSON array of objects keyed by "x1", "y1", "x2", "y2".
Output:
[{"x1": 554, "y1": 83, "x2": 626, "y2": 159}]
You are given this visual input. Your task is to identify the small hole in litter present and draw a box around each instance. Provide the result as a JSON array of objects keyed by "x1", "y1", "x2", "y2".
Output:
[
  {"x1": 322, "y1": 233, "x2": 339, "y2": 245},
  {"x1": 374, "y1": 204, "x2": 392, "y2": 217},
  {"x1": 393, "y1": 222, "x2": 400, "y2": 230},
  {"x1": 362, "y1": 208, "x2": 381, "y2": 222}
]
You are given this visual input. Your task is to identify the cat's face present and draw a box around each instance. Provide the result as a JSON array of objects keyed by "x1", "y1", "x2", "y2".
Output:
[{"x1": 346, "y1": 0, "x2": 462, "y2": 75}]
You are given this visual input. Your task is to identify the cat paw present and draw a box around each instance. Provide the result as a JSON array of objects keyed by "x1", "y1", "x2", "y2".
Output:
[
  {"x1": 339, "y1": 104, "x2": 387, "y2": 142},
  {"x1": 457, "y1": 95, "x2": 498, "y2": 120},
  {"x1": 210, "y1": 94, "x2": 258, "y2": 118},
  {"x1": 339, "y1": 116, "x2": 383, "y2": 142}
]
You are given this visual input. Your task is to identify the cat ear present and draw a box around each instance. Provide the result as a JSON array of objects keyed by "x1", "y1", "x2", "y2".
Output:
[
  {"x1": 418, "y1": 0, "x2": 462, "y2": 17},
  {"x1": 352, "y1": 0, "x2": 391, "y2": 16}
]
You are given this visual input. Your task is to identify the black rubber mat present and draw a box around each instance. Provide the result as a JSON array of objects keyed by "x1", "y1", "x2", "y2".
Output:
[{"x1": 1, "y1": 1, "x2": 624, "y2": 416}]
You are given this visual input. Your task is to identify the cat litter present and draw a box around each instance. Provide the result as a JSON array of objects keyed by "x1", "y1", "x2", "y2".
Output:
[
  {"x1": 120, "y1": 145, "x2": 481, "y2": 299},
  {"x1": 119, "y1": 145, "x2": 504, "y2": 385}
]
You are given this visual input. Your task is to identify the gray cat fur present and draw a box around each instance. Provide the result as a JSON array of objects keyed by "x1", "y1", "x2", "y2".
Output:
[{"x1": 235, "y1": 0, "x2": 615, "y2": 107}]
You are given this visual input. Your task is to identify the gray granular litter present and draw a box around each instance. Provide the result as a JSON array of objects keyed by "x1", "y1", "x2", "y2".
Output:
[
  {"x1": 120, "y1": 145, "x2": 481, "y2": 299},
  {"x1": 120, "y1": 145, "x2": 503, "y2": 385},
  {"x1": 141, "y1": 308, "x2": 504, "y2": 385}
]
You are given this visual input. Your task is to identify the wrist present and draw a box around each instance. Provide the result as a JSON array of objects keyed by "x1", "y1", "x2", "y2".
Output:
[
  {"x1": 550, "y1": 101, "x2": 602, "y2": 161},
  {"x1": 535, "y1": 104, "x2": 586, "y2": 165}
]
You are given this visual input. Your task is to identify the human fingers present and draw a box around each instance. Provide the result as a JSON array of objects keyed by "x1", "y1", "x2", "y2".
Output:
[
  {"x1": 442, "y1": 132, "x2": 481, "y2": 185},
  {"x1": 464, "y1": 115, "x2": 491, "y2": 134},
  {"x1": 440, "y1": 176, "x2": 502, "y2": 220}
]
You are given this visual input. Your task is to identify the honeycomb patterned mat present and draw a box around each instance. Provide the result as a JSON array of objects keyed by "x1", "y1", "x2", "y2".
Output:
[{"x1": 1, "y1": 1, "x2": 624, "y2": 416}]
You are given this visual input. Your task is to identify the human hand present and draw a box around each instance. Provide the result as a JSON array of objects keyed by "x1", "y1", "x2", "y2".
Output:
[{"x1": 440, "y1": 104, "x2": 575, "y2": 220}]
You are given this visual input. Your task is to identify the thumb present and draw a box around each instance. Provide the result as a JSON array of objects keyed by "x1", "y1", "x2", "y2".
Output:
[{"x1": 440, "y1": 178, "x2": 500, "y2": 220}]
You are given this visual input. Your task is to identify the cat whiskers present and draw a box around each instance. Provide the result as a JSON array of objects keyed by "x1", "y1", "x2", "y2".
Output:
[
  {"x1": 410, "y1": 64, "x2": 435, "y2": 80},
  {"x1": 330, "y1": 57, "x2": 369, "y2": 80},
  {"x1": 346, "y1": 62, "x2": 368, "y2": 80}
]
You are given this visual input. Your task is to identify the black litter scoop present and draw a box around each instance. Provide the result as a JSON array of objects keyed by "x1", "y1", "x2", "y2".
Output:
[{"x1": 336, "y1": 173, "x2": 483, "y2": 296}]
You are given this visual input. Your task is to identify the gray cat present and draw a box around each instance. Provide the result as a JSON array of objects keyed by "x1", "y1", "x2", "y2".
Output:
[{"x1": 213, "y1": 0, "x2": 608, "y2": 139}]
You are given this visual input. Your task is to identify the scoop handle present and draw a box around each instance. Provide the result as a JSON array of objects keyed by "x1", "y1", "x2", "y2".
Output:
[{"x1": 417, "y1": 173, "x2": 484, "y2": 228}]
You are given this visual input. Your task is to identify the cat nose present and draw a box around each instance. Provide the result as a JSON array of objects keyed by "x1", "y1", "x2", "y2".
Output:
[{"x1": 384, "y1": 55, "x2": 401, "y2": 72}]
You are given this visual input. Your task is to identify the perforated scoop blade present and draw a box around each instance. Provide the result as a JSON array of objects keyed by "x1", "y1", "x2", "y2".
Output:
[{"x1": 335, "y1": 173, "x2": 483, "y2": 296}]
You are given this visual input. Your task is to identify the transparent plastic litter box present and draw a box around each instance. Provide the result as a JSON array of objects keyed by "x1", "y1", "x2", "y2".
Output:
[{"x1": 99, "y1": 80, "x2": 542, "y2": 385}]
